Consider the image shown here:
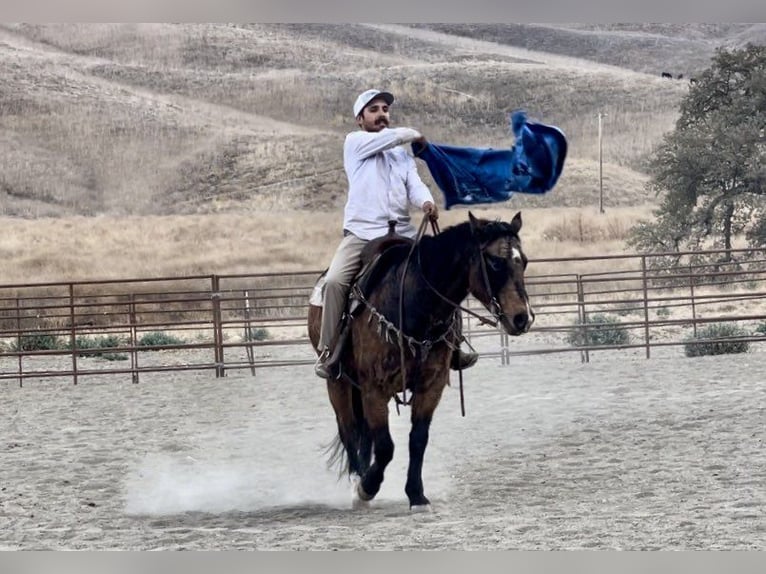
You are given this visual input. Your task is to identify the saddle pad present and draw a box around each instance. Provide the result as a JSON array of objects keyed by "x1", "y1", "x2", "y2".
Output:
[{"x1": 309, "y1": 274, "x2": 326, "y2": 306}]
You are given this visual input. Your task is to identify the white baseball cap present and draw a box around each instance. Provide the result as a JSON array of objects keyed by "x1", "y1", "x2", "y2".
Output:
[{"x1": 353, "y1": 89, "x2": 394, "y2": 118}]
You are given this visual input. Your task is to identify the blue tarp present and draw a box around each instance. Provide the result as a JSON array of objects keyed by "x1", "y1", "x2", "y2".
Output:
[{"x1": 411, "y1": 111, "x2": 568, "y2": 210}]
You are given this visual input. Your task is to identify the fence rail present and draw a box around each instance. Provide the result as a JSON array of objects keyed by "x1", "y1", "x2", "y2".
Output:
[{"x1": 2, "y1": 247, "x2": 766, "y2": 386}]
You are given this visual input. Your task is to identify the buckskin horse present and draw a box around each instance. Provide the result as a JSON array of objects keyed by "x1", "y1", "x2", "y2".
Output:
[{"x1": 307, "y1": 211, "x2": 534, "y2": 510}]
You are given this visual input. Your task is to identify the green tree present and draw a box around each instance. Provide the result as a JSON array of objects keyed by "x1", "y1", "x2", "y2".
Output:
[{"x1": 629, "y1": 44, "x2": 766, "y2": 265}]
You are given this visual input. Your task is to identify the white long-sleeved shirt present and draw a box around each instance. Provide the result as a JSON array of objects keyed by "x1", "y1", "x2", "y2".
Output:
[{"x1": 342, "y1": 127, "x2": 435, "y2": 240}]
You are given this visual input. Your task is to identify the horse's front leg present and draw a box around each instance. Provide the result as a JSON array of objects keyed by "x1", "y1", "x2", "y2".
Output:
[
  {"x1": 405, "y1": 379, "x2": 447, "y2": 510},
  {"x1": 356, "y1": 390, "x2": 393, "y2": 502}
]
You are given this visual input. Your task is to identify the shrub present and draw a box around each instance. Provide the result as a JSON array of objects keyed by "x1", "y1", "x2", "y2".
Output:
[
  {"x1": 755, "y1": 322, "x2": 766, "y2": 336},
  {"x1": 73, "y1": 335, "x2": 128, "y2": 361},
  {"x1": 138, "y1": 332, "x2": 184, "y2": 348},
  {"x1": 566, "y1": 313, "x2": 630, "y2": 348},
  {"x1": 684, "y1": 323, "x2": 750, "y2": 357},
  {"x1": 11, "y1": 333, "x2": 62, "y2": 351},
  {"x1": 245, "y1": 327, "x2": 269, "y2": 341}
]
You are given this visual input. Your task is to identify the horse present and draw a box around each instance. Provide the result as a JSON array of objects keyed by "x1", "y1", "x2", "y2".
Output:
[{"x1": 307, "y1": 211, "x2": 534, "y2": 510}]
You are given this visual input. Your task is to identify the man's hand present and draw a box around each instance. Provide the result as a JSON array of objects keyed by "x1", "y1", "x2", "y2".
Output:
[
  {"x1": 411, "y1": 134, "x2": 428, "y2": 157},
  {"x1": 422, "y1": 201, "x2": 439, "y2": 221}
]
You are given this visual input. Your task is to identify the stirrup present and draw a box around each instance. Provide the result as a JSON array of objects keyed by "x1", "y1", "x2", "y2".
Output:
[
  {"x1": 314, "y1": 347, "x2": 340, "y2": 379},
  {"x1": 314, "y1": 347, "x2": 331, "y2": 378},
  {"x1": 450, "y1": 349, "x2": 479, "y2": 371}
]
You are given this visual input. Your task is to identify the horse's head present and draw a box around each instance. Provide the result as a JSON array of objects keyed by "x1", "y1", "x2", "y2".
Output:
[{"x1": 468, "y1": 211, "x2": 534, "y2": 336}]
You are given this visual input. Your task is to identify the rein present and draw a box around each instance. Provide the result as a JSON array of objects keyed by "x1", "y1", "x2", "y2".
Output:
[
  {"x1": 406, "y1": 217, "x2": 510, "y2": 418},
  {"x1": 393, "y1": 215, "x2": 501, "y2": 416},
  {"x1": 396, "y1": 215, "x2": 439, "y2": 411}
]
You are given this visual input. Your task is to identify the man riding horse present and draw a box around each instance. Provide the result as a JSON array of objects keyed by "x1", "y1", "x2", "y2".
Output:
[
  {"x1": 308, "y1": 90, "x2": 567, "y2": 508},
  {"x1": 314, "y1": 88, "x2": 478, "y2": 379}
]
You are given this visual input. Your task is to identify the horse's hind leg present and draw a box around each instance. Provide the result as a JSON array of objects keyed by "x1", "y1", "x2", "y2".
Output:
[
  {"x1": 356, "y1": 391, "x2": 394, "y2": 502},
  {"x1": 405, "y1": 381, "x2": 447, "y2": 509}
]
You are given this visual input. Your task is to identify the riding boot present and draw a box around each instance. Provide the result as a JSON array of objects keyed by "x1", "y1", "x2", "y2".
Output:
[
  {"x1": 314, "y1": 347, "x2": 339, "y2": 379},
  {"x1": 450, "y1": 348, "x2": 479, "y2": 370}
]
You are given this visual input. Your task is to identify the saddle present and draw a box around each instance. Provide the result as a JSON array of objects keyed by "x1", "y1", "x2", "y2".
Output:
[
  {"x1": 309, "y1": 222, "x2": 414, "y2": 370},
  {"x1": 360, "y1": 225, "x2": 413, "y2": 266},
  {"x1": 355, "y1": 222, "x2": 413, "y2": 304},
  {"x1": 309, "y1": 221, "x2": 413, "y2": 310}
]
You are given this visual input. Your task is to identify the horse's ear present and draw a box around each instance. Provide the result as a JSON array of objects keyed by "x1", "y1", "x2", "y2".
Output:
[
  {"x1": 510, "y1": 211, "x2": 522, "y2": 234},
  {"x1": 468, "y1": 211, "x2": 480, "y2": 234}
]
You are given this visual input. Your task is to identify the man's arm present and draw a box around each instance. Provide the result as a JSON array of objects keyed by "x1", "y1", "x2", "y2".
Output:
[
  {"x1": 405, "y1": 155, "x2": 437, "y2": 217},
  {"x1": 346, "y1": 127, "x2": 423, "y2": 160}
]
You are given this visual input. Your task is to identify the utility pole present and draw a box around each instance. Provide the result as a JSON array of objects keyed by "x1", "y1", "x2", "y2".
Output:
[{"x1": 598, "y1": 112, "x2": 606, "y2": 214}]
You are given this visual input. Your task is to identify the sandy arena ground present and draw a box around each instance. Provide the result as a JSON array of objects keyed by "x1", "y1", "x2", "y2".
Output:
[{"x1": 1, "y1": 339, "x2": 764, "y2": 550}]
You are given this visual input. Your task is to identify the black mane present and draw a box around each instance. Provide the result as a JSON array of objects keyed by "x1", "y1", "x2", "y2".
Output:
[{"x1": 418, "y1": 217, "x2": 520, "y2": 275}]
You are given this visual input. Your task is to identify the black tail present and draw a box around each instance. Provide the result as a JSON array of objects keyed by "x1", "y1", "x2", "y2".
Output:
[
  {"x1": 324, "y1": 384, "x2": 372, "y2": 478},
  {"x1": 324, "y1": 433, "x2": 349, "y2": 478}
]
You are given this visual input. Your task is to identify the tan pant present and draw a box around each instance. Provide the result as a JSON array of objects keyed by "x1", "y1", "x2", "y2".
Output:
[{"x1": 318, "y1": 233, "x2": 368, "y2": 352}]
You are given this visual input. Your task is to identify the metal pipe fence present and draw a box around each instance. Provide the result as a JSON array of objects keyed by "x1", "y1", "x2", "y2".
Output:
[{"x1": 2, "y1": 247, "x2": 766, "y2": 386}]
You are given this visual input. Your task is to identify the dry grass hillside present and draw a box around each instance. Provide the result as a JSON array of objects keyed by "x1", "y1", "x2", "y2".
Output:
[
  {"x1": 415, "y1": 24, "x2": 766, "y2": 77},
  {"x1": 0, "y1": 23, "x2": 761, "y2": 282}
]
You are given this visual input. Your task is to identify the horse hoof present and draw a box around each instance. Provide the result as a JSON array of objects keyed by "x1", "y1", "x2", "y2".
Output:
[
  {"x1": 410, "y1": 504, "x2": 432, "y2": 514},
  {"x1": 356, "y1": 482, "x2": 374, "y2": 502},
  {"x1": 352, "y1": 476, "x2": 374, "y2": 506}
]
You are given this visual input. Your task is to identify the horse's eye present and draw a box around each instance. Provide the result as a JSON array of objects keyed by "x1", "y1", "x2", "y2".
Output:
[{"x1": 488, "y1": 256, "x2": 505, "y2": 271}]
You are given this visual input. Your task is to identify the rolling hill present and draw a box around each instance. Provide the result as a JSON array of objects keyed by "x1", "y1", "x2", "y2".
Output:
[{"x1": 0, "y1": 23, "x2": 762, "y2": 219}]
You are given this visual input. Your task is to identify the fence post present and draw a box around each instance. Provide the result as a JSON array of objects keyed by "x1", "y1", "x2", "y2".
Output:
[
  {"x1": 641, "y1": 256, "x2": 651, "y2": 359},
  {"x1": 576, "y1": 274, "x2": 589, "y2": 363},
  {"x1": 211, "y1": 275, "x2": 224, "y2": 378},
  {"x1": 243, "y1": 289, "x2": 256, "y2": 376},
  {"x1": 689, "y1": 262, "x2": 698, "y2": 338},
  {"x1": 129, "y1": 294, "x2": 139, "y2": 384},
  {"x1": 15, "y1": 296, "x2": 22, "y2": 388},
  {"x1": 500, "y1": 331, "x2": 509, "y2": 366},
  {"x1": 69, "y1": 283, "x2": 78, "y2": 385}
]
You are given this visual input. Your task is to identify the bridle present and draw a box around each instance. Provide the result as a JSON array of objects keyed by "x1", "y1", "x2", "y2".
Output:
[{"x1": 412, "y1": 216, "x2": 517, "y2": 330}]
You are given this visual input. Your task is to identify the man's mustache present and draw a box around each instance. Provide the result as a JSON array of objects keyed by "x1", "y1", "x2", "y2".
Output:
[{"x1": 374, "y1": 117, "x2": 389, "y2": 125}]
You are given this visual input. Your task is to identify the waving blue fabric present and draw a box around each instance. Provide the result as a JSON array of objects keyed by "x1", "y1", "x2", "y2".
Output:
[{"x1": 411, "y1": 111, "x2": 567, "y2": 210}]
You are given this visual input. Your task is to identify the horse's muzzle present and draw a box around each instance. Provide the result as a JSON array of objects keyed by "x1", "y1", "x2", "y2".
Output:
[{"x1": 502, "y1": 310, "x2": 534, "y2": 335}]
